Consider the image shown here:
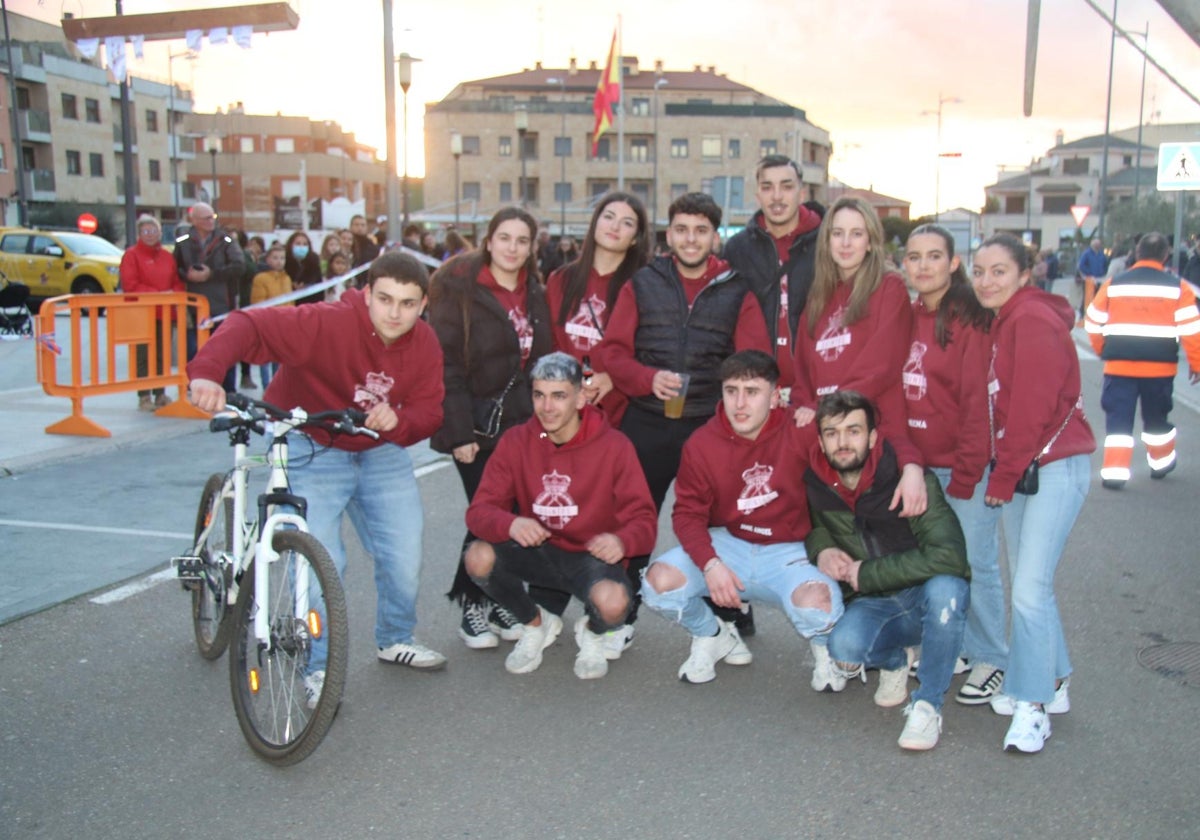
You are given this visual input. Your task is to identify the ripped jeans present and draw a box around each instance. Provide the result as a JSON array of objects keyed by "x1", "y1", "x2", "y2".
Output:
[
  {"x1": 640, "y1": 528, "x2": 842, "y2": 639},
  {"x1": 828, "y1": 575, "x2": 969, "y2": 710}
]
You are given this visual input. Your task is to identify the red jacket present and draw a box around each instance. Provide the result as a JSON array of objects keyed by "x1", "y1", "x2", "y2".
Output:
[
  {"x1": 793, "y1": 272, "x2": 920, "y2": 466},
  {"x1": 119, "y1": 240, "x2": 184, "y2": 320},
  {"x1": 904, "y1": 300, "x2": 992, "y2": 498},
  {"x1": 985, "y1": 286, "x2": 1096, "y2": 501},
  {"x1": 466, "y1": 405, "x2": 657, "y2": 561},
  {"x1": 673, "y1": 406, "x2": 817, "y2": 570},
  {"x1": 187, "y1": 288, "x2": 444, "y2": 452}
]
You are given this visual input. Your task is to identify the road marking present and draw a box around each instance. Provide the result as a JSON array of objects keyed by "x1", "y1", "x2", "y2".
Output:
[
  {"x1": 0, "y1": 518, "x2": 191, "y2": 539},
  {"x1": 90, "y1": 568, "x2": 177, "y2": 605},
  {"x1": 414, "y1": 459, "x2": 452, "y2": 478}
]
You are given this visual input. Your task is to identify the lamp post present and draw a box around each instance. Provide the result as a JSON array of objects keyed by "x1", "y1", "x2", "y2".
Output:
[
  {"x1": 397, "y1": 51, "x2": 420, "y2": 228},
  {"x1": 546, "y1": 77, "x2": 568, "y2": 236},
  {"x1": 651, "y1": 77, "x2": 668, "y2": 236},
  {"x1": 921, "y1": 93, "x2": 962, "y2": 221},
  {"x1": 515, "y1": 105, "x2": 529, "y2": 208},
  {"x1": 203, "y1": 129, "x2": 220, "y2": 213},
  {"x1": 450, "y1": 130, "x2": 462, "y2": 227}
]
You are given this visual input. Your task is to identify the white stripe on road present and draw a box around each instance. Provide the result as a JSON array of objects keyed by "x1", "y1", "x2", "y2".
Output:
[
  {"x1": 90, "y1": 568, "x2": 177, "y2": 604},
  {"x1": 414, "y1": 459, "x2": 452, "y2": 478},
  {"x1": 0, "y1": 519, "x2": 191, "y2": 539}
]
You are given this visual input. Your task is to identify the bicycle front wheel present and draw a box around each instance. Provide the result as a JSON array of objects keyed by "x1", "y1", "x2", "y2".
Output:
[
  {"x1": 191, "y1": 473, "x2": 236, "y2": 660},
  {"x1": 228, "y1": 530, "x2": 348, "y2": 766}
]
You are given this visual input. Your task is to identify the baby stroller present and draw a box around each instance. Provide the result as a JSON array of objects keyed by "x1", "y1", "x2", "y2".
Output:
[{"x1": 0, "y1": 277, "x2": 34, "y2": 339}]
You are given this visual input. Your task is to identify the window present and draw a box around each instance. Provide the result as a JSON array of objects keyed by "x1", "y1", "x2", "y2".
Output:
[
  {"x1": 0, "y1": 143, "x2": 6, "y2": 172},
  {"x1": 759, "y1": 139, "x2": 778, "y2": 157},
  {"x1": 89, "y1": 152, "x2": 104, "y2": 177},
  {"x1": 1043, "y1": 195, "x2": 1075, "y2": 214},
  {"x1": 670, "y1": 138, "x2": 689, "y2": 159},
  {"x1": 521, "y1": 134, "x2": 538, "y2": 160},
  {"x1": 630, "y1": 98, "x2": 650, "y2": 117},
  {"x1": 554, "y1": 136, "x2": 571, "y2": 157},
  {"x1": 85, "y1": 98, "x2": 101, "y2": 123},
  {"x1": 275, "y1": 137, "x2": 294, "y2": 153},
  {"x1": 631, "y1": 181, "x2": 650, "y2": 205},
  {"x1": 463, "y1": 182, "x2": 481, "y2": 201},
  {"x1": 239, "y1": 137, "x2": 255, "y2": 153},
  {"x1": 499, "y1": 136, "x2": 513, "y2": 157},
  {"x1": 630, "y1": 138, "x2": 649, "y2": 163},
  {"x1": 182, "y1": 182, "x2": 196, "y2": 199},
  {"x1": 62, "y1": 93, "x2": 78, "y2": 120},
  {"x1": 554, "y1": 182, "x2": 572, "y2": 203},
  {"x1": 670, "y1": 183, "x2": 687, "y2": 200},
  {"x1": 66, "y1": 150, "x2": 82, "y2": 175},
  {"x1": 594, "y1": 137, "x2": 611, "y2": 161},
  {"x1": 521, "y1": 178, "x2": 539, "y2": 205},
  {"x1": 590, "y1": 181, "x2": 612, "y2": 198},
  {"x1": 711, "y1": 176, "x2": 745, "y2": 209},
  {"x1": 148, "y1": 159, "x2": 161, "y2": 182},
  {"x1": 462, "y1": 136, "x2": 481, "y2": 155},
  {"x1": 701, "y1": 135, "x2": 721, "y2": 161},
  {"x1": 146, "y1": 109, "x2": 158, "y2": 132},
  {"x1": 1004, "y1": 195, "x2": 1026, "y2": 214},
  {"x1": 499, "y1": 182, "x2": 513, "y2": 202},
  {"x1": 728, "y1": 139, "x2": 741, "y2": 159},
  {"x1": 1062, "y1": 158, "x2": 1088, "y2": 176},
  {"x1": 15, "y1": 87, "x2": 29, "y2": 110}
]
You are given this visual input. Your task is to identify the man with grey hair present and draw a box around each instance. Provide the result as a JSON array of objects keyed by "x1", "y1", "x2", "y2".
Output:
[
  {"x1": 174, "y1": 201, "x2": 244, "y2": 388},
  {"x1": 464, "y1": 352, "x2": 658, "y2": 680}
]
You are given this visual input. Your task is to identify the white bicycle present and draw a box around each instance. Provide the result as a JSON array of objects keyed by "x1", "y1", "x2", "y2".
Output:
[{"x1": 175, "y1": 392, "x2": 377, "y2": 765}]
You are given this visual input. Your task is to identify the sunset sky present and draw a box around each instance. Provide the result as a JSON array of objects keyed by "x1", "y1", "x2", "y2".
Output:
[{"x1": 13, "y1": 0, "x2": 1200, "y2": 216}]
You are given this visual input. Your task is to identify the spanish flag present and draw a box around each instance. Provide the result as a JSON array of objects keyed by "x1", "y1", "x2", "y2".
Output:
[{"x1": 591, "y1": 29, "x2": 620, "y2": 156}]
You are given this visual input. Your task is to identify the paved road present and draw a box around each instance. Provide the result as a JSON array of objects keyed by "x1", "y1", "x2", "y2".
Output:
[{"x1": 1, "y1": 332, "x2": 1199, "y2": 838}]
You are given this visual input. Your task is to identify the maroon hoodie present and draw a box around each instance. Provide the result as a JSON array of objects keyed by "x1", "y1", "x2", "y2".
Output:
[
  {"x1": 985, "y1": 286, "x2": 1096, "y2": 501},
  {"x1": 466, "y1": 405, "x2": 657, "y2": 562},
  {"x1": 672, "y1": 405, "x2": 818, "y2": 569}
]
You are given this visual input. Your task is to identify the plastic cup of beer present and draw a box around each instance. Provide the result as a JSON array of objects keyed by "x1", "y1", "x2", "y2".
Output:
[{"x1": 663, "y1": 373, "x2": 691, "y2": 419}]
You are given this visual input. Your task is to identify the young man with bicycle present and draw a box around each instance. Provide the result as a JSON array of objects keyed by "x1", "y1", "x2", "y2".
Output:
[
  {"x1": 462, "y1": 352, "x2": 658, "y2": 679},
  {"x1": 188, "y1": 250, "x2": 449, "y2": 694}
]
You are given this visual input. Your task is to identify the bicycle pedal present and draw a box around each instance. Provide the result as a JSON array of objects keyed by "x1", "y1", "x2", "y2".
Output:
[{"x1": 174, "y1": 555, "x2": 205, "y2": 589}]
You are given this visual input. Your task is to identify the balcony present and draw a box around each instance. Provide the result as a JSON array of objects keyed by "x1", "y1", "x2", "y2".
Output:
[
  {"x1": 112, "y1": 123, "x2": 139, "y2": 151},
  {"x1": 116, "y1": 174, "x2": 142, "y2": 200},
  {"x1": 168, "y1": 134, "x2": 196, "y2": 160},
  {"x1": 24, "y1": 169, "x2": 56, "y2": 201},
  {"x1": 20, "y1": 109, "x2": 51, "y2": 143}
]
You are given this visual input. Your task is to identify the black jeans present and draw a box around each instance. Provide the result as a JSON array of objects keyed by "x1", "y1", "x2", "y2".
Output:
[
  {"x1": 135, "y1": 320, "x2": 168, "y2": 397},
  {"x1": 469, "y1": 540, "x2": 632, "y2": 634}
]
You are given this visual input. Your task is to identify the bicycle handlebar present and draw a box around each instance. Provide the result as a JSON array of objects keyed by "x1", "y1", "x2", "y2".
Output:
[{"x1": 214, "y1": 392, "x2": 380, "y2": 440}]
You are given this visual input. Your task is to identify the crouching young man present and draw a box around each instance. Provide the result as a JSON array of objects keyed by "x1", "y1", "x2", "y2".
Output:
[
  {"x1": 463, "y1": 353, "x2": 658, "y2": 679},
  {"x1": 804, "y1": 390, "x2": 970, "y2": 750},
  {"x1": 640, "y1": 350, "x2": 843, "y2": 684}
]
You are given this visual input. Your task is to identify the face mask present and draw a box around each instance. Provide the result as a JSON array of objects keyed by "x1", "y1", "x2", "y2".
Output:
[{"x1": 292, "y1": 245, "x2": 310, "y2": 260}]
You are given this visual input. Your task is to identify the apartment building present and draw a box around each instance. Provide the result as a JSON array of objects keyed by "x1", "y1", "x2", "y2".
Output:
[{"x1": 421, "y1": 57, "x2": 831, "y2": 236}]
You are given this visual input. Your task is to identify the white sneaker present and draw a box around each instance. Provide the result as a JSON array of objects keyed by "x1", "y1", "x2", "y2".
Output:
[
  {"x1": 724, "y1": 624, "x2": 753, "y2": 666},
  {"x1": 991, "y1": 678, "x2": 1070, "y2": 716},
  {"x1": 377, "y1": 640, "x2": 447, "y2": 670},
  {"x1": 458, "y1": 602, "x2": 499, "y2": 650},
  {"x1": 573, "y1": 617, "x2": 609, "y2": 680},
  {"x1": 810, "y1": 640, "x2": 847, "y2": 692},
  {"x1": 1003, "y1": 701, "x2": 1052, "y2": 753},
  {"x1": 601, "y1": 623, "x2": 635, "y2": 661},
  {"x1": 303, "y1": 670, "x2": 325, "y2": 711},
  {"x1": 956, "y1": 663, "x2": 1005, "y2": 705},
  {"x1": 504, "y1": 608, "x2": 562, "y2": 675},
  {"x1": 678, "y1": 620, "x2": 738, "y2": 684},
  {"x1": 898, "y1": 700, "x2": 942, "y2": 751},
  {"x1": 875, "y1": 667, "x2": 909, "y2": 708}
]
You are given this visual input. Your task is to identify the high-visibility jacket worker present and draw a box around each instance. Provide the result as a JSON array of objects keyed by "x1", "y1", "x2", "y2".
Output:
[{"x1": 1084, "y1": 232, "x2": 1200, "y2": 489}]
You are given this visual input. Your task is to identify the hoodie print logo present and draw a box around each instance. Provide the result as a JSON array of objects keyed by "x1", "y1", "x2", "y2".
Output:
[
  {"x1": 737, "y1": 462, "x2": 778, "y2": 513},
  {"x1": 815, "y1": 304, "x2": 850, "y2": 362},
  {"x1": 532, "y1": 470, "x2": 579, "y2": 529},
  {"x1": 564, "y1": 294, "x2": 605, "y2": 351},
  {"x1": 353, "y1": 371, "x2": 394, "y2": 409},
  {"x1": 508, "y1": 304, "x2": 533, "y2": 355},
  {"x1": 902, "y1": 340, "x2": 928, "y2": 400}
]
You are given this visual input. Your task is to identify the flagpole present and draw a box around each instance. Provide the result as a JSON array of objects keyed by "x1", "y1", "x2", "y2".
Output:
[{"x1": 616, "y1": 14, "x2": 624, "y2": 191}]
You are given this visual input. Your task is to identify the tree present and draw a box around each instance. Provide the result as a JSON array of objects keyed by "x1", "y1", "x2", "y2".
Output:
[
  {"x1": 28, "y1": 202, "x2": 121, "y2": 244},
  {"x1": 1105, "y1": 194, "x2": 1198, "y2": 248}
]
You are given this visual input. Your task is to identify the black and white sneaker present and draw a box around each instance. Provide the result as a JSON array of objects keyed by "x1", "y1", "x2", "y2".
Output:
[
  {"x1": 956, "y1": 663, "x2": 1005, "y2": 705},
  {"x1": 459, "y1": 602, "x2": 499, "y2": 649},
  {"x1": 488, "y1": 602, "x2": 524, "y2": 642}
]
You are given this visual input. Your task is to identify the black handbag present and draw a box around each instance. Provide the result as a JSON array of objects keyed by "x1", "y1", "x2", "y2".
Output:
[
  {"x1": 472, "y1": 373, "x2": 519, "y2": 439},
  {"x1": 1013, "y1": 460, "x2": 1039, "y2": 495},
  {"x1": 989, "y1": 370, "x2": 1078, "y2": 497}
]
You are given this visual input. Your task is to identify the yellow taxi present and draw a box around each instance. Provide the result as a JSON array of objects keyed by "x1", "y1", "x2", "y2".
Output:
[{"x1": 0, "y1": 227, "x2": 123, "y2": 303}]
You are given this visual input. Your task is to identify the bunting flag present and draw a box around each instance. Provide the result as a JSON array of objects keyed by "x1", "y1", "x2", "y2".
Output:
[{"x1": 591, "y1": 29, "x2": 620, "y2": 156}]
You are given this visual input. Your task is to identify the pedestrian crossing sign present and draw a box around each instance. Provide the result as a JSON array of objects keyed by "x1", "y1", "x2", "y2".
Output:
[{"x1": 1157, "y1": 143, "x2": 1200, "y2": 191}]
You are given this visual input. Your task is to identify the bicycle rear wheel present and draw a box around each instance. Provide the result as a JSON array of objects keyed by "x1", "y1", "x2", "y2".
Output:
[
  {"x1": 191, "y1": 473, "x2": 236, "y2": 660},
  {"x1": 228, "y1": 530, "x2": 348, "y2": 766}
]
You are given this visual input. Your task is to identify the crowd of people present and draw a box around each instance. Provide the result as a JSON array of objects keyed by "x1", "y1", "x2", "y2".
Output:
[{"x1": 168, "y1": 151, "x2": 1200, "y2": 757}]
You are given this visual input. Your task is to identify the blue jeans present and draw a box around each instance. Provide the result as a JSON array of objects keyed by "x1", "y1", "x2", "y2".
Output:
[
  {"x1": 259, "y1": 362, "x2": 278, "y2": 389},
  {"x1": 289, "y1": 443, "x2": 426, "y2": 672},
  {"x1": 641, "y1": 528, "x2": 843, "y2": 639},
  {"x1": 931, "y1": 466, "x2": 1007, "y2": 669},
  {"x1": 828, "y1": 575, "x2": 970, "y2": 710},
  {"x1": 999, "y1": 454, "x2": 1089, "y2": 704}
]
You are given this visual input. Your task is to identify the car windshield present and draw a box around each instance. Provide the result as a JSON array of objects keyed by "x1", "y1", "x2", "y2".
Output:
[{"x1": 55, "y1": 233, "x2": 122, "y2": 257}]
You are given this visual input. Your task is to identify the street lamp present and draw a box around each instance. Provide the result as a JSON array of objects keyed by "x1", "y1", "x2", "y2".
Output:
[
  {"x1": 921, "y1": 93, "x2": 962, "y2": 221},
  {"x1": 652, "y1": 77, "x2": 668, "y2": 236},
  {"x1": 397, "y1": 51, "x2": 421, "y2": 228},
  {"x1": 515, "y1": 105, "x2": 529, "y2": 208},
  {"x1": 203, "y1": 129, "x2": 220, "y2": 213},
  {"x1": 450, "y1": 130, "x2": 463, "y2": 227},
  {"x1": 546, "y1": 77, "x2": 568, "y2": 236}
]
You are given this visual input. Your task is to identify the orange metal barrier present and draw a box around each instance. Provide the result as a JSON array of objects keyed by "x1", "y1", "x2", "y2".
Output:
[{"x1": 35, "y1": 292, "x2": 211, "y2": 437}]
